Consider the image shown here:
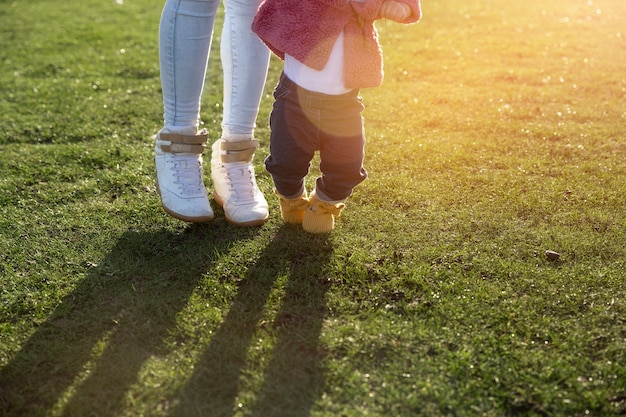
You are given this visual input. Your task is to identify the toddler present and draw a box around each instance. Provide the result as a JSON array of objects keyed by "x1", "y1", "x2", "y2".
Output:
[{"x1": 253, "y1": 0, "x2": 421, "y2": 233}]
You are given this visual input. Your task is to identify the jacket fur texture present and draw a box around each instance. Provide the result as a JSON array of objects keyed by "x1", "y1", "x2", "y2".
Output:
[{"x1": 252, "y1": 0, "x2": 421, "y2": 89}]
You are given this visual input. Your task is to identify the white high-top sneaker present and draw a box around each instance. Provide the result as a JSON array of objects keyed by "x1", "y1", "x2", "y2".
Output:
[
  {"x1": 155, "y1": 128, "x2": 214, "y2": 223},
  {"x1": 210, "y1": 136, "x2": 269, "y2": 226}
]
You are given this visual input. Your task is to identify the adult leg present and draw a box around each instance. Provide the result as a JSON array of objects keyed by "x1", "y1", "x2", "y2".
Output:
[
  {"x1": 210, "y1": 0, "x2": 272, "y2": 226},
  {"x1": 160, "y1": 0, "x2": 220, "y2": 129},
  {"x1": 155, "y1": 0, "x2": 221, "y2": 222}
]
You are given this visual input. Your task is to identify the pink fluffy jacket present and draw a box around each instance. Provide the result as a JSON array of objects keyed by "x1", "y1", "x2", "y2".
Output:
[{"x1": 252, "y1": 0, "x2": 421, "y2": 89}]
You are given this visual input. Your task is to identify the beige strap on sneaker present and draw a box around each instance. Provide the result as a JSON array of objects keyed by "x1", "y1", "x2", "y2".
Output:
[
  {"x1": 160, "y1": 131, "x2": 208, "y2": 154},
  {"x1": 220, "y1": 139, "x2": 259, "y2": 163}
]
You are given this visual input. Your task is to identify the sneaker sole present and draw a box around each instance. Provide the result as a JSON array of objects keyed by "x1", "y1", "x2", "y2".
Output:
[
  {"x1": 213, "y1": 191, "x2": 269, "y2": 227},
  {"x1": 162, "y1": 206, "x2": 215, "y2": 223},
  {"x1": 156, "y1": 180, "x2": 215, "y2": 223}
]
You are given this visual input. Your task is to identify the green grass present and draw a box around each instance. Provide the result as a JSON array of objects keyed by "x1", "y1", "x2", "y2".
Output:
[{"x1": 1, "y1": 0, "x2": 625, "y2": 416}]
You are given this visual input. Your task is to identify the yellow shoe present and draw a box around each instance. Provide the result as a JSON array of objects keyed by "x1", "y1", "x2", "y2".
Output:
[
  {"x1": 276, "y1": 190, "x2": 309, "y2": 224},
  {"x1": 302, "y1": 192, "x2": 345, "y2": 234}
]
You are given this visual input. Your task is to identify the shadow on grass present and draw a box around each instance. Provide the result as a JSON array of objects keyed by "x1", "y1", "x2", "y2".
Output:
[
  {"x1": 0, "y1": 223, "x2": 252, "y2": 416},
  {"x1": 1, "y1": 223, "x2": 333, "y2": 417},
  {"x1": 169, "y1": 226, "x2": 333, "y2": 417}
]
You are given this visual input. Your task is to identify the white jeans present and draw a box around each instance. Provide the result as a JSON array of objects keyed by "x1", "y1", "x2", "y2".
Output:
[{"x1": 159, "y1": 0, "x2": 270, "y2": 137}]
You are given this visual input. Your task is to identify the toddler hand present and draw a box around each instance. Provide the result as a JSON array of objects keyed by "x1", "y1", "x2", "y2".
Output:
[{"x1": 379, "y1": 0, "x2": 411, "y2": 22}]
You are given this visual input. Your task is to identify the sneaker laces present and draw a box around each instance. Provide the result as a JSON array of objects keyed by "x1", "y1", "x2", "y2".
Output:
[
  {"x1": 222, "y1": 161, "x2": 257, "y2": 204},
  {"x1": 169, "y1": 154, "x2": 205, "y2": 197}
]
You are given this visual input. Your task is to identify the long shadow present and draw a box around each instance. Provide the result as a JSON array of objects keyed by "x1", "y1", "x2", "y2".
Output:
[
  {"x1": 0, "y1": 223, "x2": 250, "y2": 417},
  {"x1": 170, "y1": 225, "x2": 333, "y2": 417},
  {"x1": 248, "y1": 233, "x2": 334, "y2": 417}
]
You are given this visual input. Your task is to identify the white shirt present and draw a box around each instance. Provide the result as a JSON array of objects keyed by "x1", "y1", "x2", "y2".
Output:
[{"x1": 284, "y1": 31, "x2": 352, "y2": 95}]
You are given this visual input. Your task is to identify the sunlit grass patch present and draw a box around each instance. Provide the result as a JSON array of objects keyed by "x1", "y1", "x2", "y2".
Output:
[{"x1": 1, "y1": 0, "x2": 625, "y2": 416}]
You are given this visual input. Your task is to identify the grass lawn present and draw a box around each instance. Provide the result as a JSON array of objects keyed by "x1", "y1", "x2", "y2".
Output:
[{"x1": 1, "y1": 0, "x2": 625, "y2": 415}]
